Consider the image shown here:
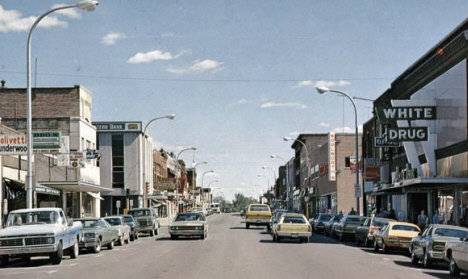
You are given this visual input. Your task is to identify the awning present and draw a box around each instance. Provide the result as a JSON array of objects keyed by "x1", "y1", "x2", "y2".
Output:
[
  {"x1": 375, "y1": 177, "x2": 468, "y2": 193},
  {"x1": 3, "y1": 178, "x2": 60, "y2": 196},
  {"x1": 36, "y1": 184, "x2": 60, "y2": 196},
  {"x1": 87, "y1": 192, "x2": 104, "y2": 200},
  {"x1": 39, "y1": 181, "x2": 111, "y2": 192}
]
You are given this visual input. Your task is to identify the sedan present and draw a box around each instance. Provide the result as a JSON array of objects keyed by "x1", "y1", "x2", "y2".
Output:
[
  {"x1": 104, "y1": 216, "x2": 131, "y2": 245},
  {"x1": 374, "y1": 221, "x2": 420, "y2": 254},
  {"x1": 272, "y1": 213, "x2": 312, "y2": 243},
  {"x1": 410, "y1": 224, "x2": 468, "y2": 268},
  {"x1": 74, "y1": 218, "x2": 119, "y2": 253},
  {"x1": 169, "y1": 212, "x2": 208, "y2": 240},
  {"x1": 334, "y1": 215, "x2": 367, "y2": 241}
]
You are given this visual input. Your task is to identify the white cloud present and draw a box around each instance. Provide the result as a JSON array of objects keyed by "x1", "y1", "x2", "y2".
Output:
[
  {"x1": 319, "y1": 122, "x2": 330, "y2": 127},
  {"x1": 128, "y1": 50, "x2": 177, "y2": 64},
  {"x1": 0, "y1": 5, "x2": 68, "y2": 32},
  {"x1": 236, "y1": 99, "x2": 251, "y2": 105},
  {"x1": 52, "y1": 5, "x2": 82, "y2": 19},
  {"x1": 293, "y1": 79, "x2": 350, "y2": 89},
  {"x1": 102, "y1": 32, "x2": 127, "y2": 45},
  {"x1": 167, "y1": 59, "x2": 223, "y2": 74},
  {"x1": 260, "y1": 102, "x2": 307, "y2": 109}
]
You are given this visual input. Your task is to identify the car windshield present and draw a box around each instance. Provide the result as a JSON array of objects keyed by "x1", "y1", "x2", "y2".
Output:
[
  {"x1": 320, "y1": 215, "x2": 333, "y2": 221},
  {"x1": 391, "y1": 225, "x2": 419, "y2": 232},
  {"x1": 176, "y1": 213, "x2": 205, "y2": 221},
  {"x1": 250, "y1": 206, "x2": 269, "y2": 211},
  {"x1": 129, "y1": 210, "x2": 151, "y2": 217},
  {"x1": 434, "y1": 228, "x2": 468, "y2": 238},
  {"x1": 6, "y1": 211, "x2": 58, "y2": 226},
  {"x1": 283, "y1": 217, "x2": 306, "y2": 224},
  {"x1": 80, "y1": 220, "x2": 100, "y2": 228},
  {"x1": 105, "y1": 218, "x2": 122, "y2": 225},
  {"x1": 123, "y1": 216, "x2": 133, "y2": 223}
]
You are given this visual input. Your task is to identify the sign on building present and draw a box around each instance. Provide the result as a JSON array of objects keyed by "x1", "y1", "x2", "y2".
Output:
[
  {"x1": 328, "y1": 132, "x2": 336, "y2": 181},
  {"x1": 376, "y1": 106, "x2": 436, "y2": 121},
  {"x1": 0, "y1": 134, "x2": 28, "y2": 155},
  {"x1": 32, "y1": 131, "x2": 61, "y2": 149},
  {"x1": 386, "y1": 127, "x2": 428, "y2": 142}
]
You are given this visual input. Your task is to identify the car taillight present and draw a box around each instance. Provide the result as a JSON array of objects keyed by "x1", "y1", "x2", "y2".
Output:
[{"x1": 308, "y1": 225, "x2": 312, "y2": 232}]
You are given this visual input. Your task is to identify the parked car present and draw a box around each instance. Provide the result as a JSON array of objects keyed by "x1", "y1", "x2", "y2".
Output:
[
  {"x1": 169, "y1": 212, "x2": 208, "y2": 240},
  {"x1": 373, "y1": 221, "x2": 420, "y2": 254},
  {"x1": 410, "y1": 224, "x2": 468, "y2": 268},
  {"x1": 75, "y1": 218, "x2": 119, "y2": 253},
  {"x1": 245, "y1": 204, "x2": 272, "y2": 230},
  {"x1": 240, "y1": 207, "x2": 247, "y2": 217},
  {"x1": 324, "y1": 214, "x2": 343, "y2": 237},
  {"x1": 311, "y1": 213, "x2": 335, "y2": 233},
  {"x1": 122, "y1": 215, "x2": 140, "y2": 241},
  {"x1": 272, "y1": 213, "x2": 312, "y2": 243},
  {"x1": 334, "y1": 215, "x2": 367, "y2": 241},
  {"x1": 205, "y1": 208, "x2": 213, "y2": 216},
  {"x1": 355, "y1": 217, "x2": 395, "y2": 247},
  {"x1": 445, "y1": 234, "x2": 468, "y2": 276},
  {"x1": 103, "y1": 216, "x2": 131, "y2": 245},
  {"x1": 271, "y1": 209, "x2": 289, "y2": 226},
  {"x1": 127, "y1": 208, "x2": 160, "y2": 237},
  {"x1": 0, "y1": 208, "x2": 82, "y2": 266}
]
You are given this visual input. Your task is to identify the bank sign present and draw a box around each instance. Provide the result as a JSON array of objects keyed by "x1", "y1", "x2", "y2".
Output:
[{"x1": 376, "y1": 106, "x2": 436, "y2": 143}]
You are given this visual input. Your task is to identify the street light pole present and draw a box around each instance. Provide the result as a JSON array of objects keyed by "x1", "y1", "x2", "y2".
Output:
[
  {"x1": 175, "y1": 147, "x2": 197, "y2": 213},
  {"x1": 141, "y1": 114, "x2": 175, "y2": 207},
  {"x1": 201, "y1": 170, "x2": 215, "y2": 206},
  {"x1": 271, "y1": 155, "x2": 289, "y2": 209},
  {"x1": 192, "y1": 161, "x2": 208, "y2": 207},
  {"x1": 26, "y1": 0, "x2": 99, "y2": 209},
  {"x1": 316, "y1": 86, "x2": 360, "y2": 215},
  {"x1": 258, "y1": 174, "x2": 269, "y2": 204}
]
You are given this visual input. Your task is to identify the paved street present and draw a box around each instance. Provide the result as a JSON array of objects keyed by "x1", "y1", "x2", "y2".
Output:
[{"x1": 0, "y1": 213, "x2": 455, "y2": 279}]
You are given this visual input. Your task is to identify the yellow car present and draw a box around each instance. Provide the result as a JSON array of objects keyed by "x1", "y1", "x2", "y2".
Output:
[
  {"x1": 272, "y1": 213, "x2": 312, "y2": 243},
  {"x1": 374, "y1": 221, "x2": 420, "y2": 253},
  {"x1": 245, "y1": 204, "x2": 272, "y2": 230}
]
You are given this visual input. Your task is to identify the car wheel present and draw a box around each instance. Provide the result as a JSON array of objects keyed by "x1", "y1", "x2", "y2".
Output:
[
  {"x1": 272, "y1": 234, "x2": 277, "y2": 242},
  {"x1": 364, "y1": 238, "x2": 369, "y2": 247},
  {"x1": 130, "y1": 233, "x2": 135, "y2": 242},
  {"x1": 356, "y1": 236, "x2": 361, "y2": 246},
  {"x1": 382, "y1": 242, "x2": 389, "y2": 254},
  {"x1": 21, "y1": 255, "x2": 31, "y2": 262},
  {"x1": 423, "y1": 250, "x2": 432, "y2": 268},
  {"x1": 93, "y1": 238, "x2": 102, "y2": 253},
  {"x1": 246, "y1": 224, "x2": 250, "y2": 229},
  {"x1": 69, "y1": 241, "x2": 79, "y2": 259},
  {"x1": 373, "y1": 240, "x2": 379, "y2": 252},
  {"x1": 107, "y1": 240, "x2": 115, "y2": 250},
  {"x1": 449, "y1": 255, "x2": 461, "y2": 277},
  {"x1": 339, "y1": 234, "x2": 344, "y2": 241},
  {"x1": 303, "y1": 237, "x2": 309, "y2": 244},
  {"x1": 125, "y1": 234, "x2": 130, "y2": 244},
  {"x1": 50, "y1": 241, "x2": 63, "y2": 265},
  {"x1": 0, "y1": 255, "x2": 9, "y2": 267},
  {"x1": 170, "y1": 234, "x2": 178, "y2": 240},
  {"x1": 135, "y1": 233, "x2": 139, "y2": 240},
  {"x1": 410, "y1": 247, "x2": 419, "y2": 265},
  {"x1": 267, "y1": 225, "x2": 271, "y2": 230},
  {"x1": 149, "y1": 228, "x2": 155, "y2": 237}
]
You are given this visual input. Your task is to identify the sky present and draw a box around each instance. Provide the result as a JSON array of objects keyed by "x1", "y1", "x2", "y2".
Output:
[{"x1": 1, "y1": 1, "x2": 468, "y2": 201}]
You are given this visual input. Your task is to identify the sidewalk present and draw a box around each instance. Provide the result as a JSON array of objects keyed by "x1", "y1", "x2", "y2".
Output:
[{"x1": 159, "y1": 216, "x2": 170, "y2": 227}]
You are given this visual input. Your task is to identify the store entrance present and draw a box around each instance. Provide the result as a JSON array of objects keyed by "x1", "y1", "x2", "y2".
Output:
[{"x1": 407, "y1": 192, "x2": 428, "y2": 224}]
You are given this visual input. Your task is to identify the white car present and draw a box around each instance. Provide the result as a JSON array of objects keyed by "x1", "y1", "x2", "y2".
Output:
[{"x1": 103, "y1": 216, "x2": 131, "y2": 245}]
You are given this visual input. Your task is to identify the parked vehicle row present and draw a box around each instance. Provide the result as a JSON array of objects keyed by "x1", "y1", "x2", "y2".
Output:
[{"x1": 0, "y1": 207, "x2": 160, "y2": 267}]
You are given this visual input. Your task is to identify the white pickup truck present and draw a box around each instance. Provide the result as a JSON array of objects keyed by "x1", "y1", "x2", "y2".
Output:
[{"x1": 0, "y1": 207, "x2": 83, "y2": 266}]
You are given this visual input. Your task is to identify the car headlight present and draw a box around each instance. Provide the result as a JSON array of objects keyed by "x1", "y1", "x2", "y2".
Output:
[
  {"x1": 196, "y1": 226, "x2": 204, "y2": 230},
  {"x1": 47, "y1": 237, "x2": 55, "y2": 244},
  {"x1": 170, "y1": 226, "x2": 178, "y2": 230},
  {"x1": 84, "y1": 233, "x2": 96, "y2": 238}
]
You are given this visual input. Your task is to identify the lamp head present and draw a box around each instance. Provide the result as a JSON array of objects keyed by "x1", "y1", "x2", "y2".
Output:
[
  {"x1": 189, "y1": 146, "x2": 197, "y2": 151},
  {"x1": 165, "y1": 114, "x2": 176, "y2": 120},
  {"x1": 283, "y1": 137, "x2": 292, "y2": 141},
  {"x1": 316, "y1": 86, "x2": 330, "y2": 94},
  {"x1": 262, "y1": 166, "x2": 267, "y2": 169},
  {"x1": 77, "y1": 0, "x2": 99, "y2": 12},
  {"x1": 270, "y1": 155, "x2": 275, "y2": 158}
]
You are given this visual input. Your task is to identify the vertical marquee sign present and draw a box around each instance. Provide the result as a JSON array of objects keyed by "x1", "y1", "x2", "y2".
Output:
[{"x1": 328, "y1": 132, "x2": 336, "y2": 181}]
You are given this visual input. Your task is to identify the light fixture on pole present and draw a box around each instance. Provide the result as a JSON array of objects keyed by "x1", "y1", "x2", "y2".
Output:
[
  {"x1": 201, "y1": 170, "x2": 215, "y2": 204},
  {"x1": 192, "y1": 161, "x2": 208, "y2": 207},
  {"x1": 316, "y1": 86, "x2": 360, "y2": 214},
  {"x1": 141, "y1": 114, "x2": 176, "y2": 207},
  {"x1": 262, "y1": 166, "x2": 277, "y2": 193},
  {"x1": 26, "y1": 0, "x2": 99, "y2": 209},
  {"x1": 175, "y1": 147, "x2": 197, "y2": 212}
]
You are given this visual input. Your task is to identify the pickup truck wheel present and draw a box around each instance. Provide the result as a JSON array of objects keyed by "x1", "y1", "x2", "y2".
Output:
[
  {"x1": 149, "y1": 228, "x2": 155, "y2": 237},
  {"x1": 50, "y1": 242, "x2": 63, "y2": 265},
  {"x1": 107, "y1": 240, "x2": 114, "y2": 250},
  {"x1": 410, "y1": 247, "x2": 419, "y2": 265},
  {"x1": 0, "y1": 255, "x2": 9, "y2": 267},
  {"x1": 449, "y1": 255, "x2": 461, "y2": 276},
  {"x1": 423, "y1": 250, "x2": 432, "y2": 268},
  {"x1": 69, "y1": 241, "x2": 79, "y2": 259},
  {"x1": 22, "y1": 255, "x2": 31, "y2": 262},
  {"x1": 93, "y1": 238, "x2": 101, "y2": 253},
  {"x1": 130, "y1": 233, "x2": 135, "y2": 242},
  {"x1": 170, "y1": 234, "x2": 178, "y2": 240}
]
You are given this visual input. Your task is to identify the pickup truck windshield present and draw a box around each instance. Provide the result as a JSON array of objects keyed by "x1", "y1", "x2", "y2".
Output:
[{"x1": 6, "y1": 211, "x2": 58, "y2": 226}]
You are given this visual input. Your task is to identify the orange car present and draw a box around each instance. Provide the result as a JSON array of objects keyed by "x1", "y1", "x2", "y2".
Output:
[
  {"x1": 373, "y1": 221, "x2": 420, "y2": 253},
  {"x1": 245, "y1": 204, "x2": 272, "y2": 230}
]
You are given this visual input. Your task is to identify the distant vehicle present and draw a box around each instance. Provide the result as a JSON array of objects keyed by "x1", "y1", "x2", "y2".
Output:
[
  {"x1": 0, "y1": 208, "x2": 82, "y2": 266},
  {"x1": 410, "y1": 224, "x2": 468, "y2": 268},
  {"x1": 272, "y1": 213, "x2": 312, "y2": 243},
  {"x1": 103, "y1": 216, "x2": 131, "y2": 245},
  {"x1": 210, "y1": 203, "x2": 221, "y2": 214},
  {"x1": 75, "y1": 217, "x2": 119, "y2": 253},
  {"x1": 223, "y1": 208, "x2": 232, "y2": 213},
  {"x1": 245, "y1": 204, "x2": 272, "y2": 230},
  {"x1": 169, "y1": 212, "x2": 208, "y2": 240}
]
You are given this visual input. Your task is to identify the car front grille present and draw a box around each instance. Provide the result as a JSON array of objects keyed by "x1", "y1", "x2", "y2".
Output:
[{"x1": 0, "y1": 236, "x2": 50, "y2": 247}]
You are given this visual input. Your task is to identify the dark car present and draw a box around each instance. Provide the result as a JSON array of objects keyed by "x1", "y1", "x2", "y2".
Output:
[
  {"x1": 312, "y1": 213, "x2": 335, "y2": 233},
  {"x1": 355, "y1": 217, "x2": 395, "y2": 247},
  {"x1": 324, "y1": 214, "x2": 343, "y2": 237},
  {"x1": 334, "y1": 215, "x2": 367, "y2": 241},
  {"x1": 122, "y1": 214, "x2": 140, "y2": 241}
]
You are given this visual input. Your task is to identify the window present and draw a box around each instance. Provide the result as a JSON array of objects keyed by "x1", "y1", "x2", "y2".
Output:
[
  {"x1": 112, "y1": 134, "x2": 124, "y2": 188},
  {"x1": 345, "y1": 157, "x2": 351, "y2": 168}
]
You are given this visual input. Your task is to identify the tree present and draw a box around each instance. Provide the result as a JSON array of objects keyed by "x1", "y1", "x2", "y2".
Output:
[{"x1": 232, "y1": 193, "x2": 257, "y2": 212}]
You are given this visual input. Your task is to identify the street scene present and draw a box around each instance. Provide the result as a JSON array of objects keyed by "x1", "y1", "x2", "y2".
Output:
[{"x1": 1, "y1": 1, "x2": 468, "y2": 278}]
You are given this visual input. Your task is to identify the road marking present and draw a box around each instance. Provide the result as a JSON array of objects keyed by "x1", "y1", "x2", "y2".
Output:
[
  {"x1": 47, "y1": 270, "x2": 58, "y2": 274},
  {"x1": 383, "y1": 258, "x2": 390, "y2": 261},
  {"x1": 69, "y1": 263, "x2": 79, "y2": 266}
]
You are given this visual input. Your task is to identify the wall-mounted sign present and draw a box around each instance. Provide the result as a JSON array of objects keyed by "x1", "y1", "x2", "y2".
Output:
[
  {"x1": 375, "y1": 136, "x2": 400, "y2": 147},
  {"x1": 376, "y1": 106, "x2": 436, "y2": 121},
  {"x1": 93, "y1": 122, "x2": 142, "y2": 132},
  {"x1": 0, "y1": 135, "x2": 28, "y2": 155},
  {"x1": 386, "y1": 127, "x2": 428, "y2": 142},
  {"x1": 328, "y1": 132, "x2": 336, "y2": 181},
  {"x1": 32, "y1": 131, "x2": 61, "y2": 149}
]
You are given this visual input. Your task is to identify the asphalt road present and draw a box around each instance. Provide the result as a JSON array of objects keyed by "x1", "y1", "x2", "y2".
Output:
[{"x1": 0, "y1": 213, "x2": 458, "y2": 279}]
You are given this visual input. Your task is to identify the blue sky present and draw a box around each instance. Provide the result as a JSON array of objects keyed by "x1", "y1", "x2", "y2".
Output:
[{"x1": 1, "y1": 1, "x2": 468, "y2": 201}]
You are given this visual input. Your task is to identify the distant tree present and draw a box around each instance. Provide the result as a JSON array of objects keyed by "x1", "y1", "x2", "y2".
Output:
[{"x1": 232, "y1": 193, "x2": 257, "y2": 212}]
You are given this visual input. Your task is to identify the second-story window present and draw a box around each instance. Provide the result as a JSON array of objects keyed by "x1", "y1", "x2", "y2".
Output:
[{"x1": 112, "y1": 134, "x2": 124, "y2": 188}]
